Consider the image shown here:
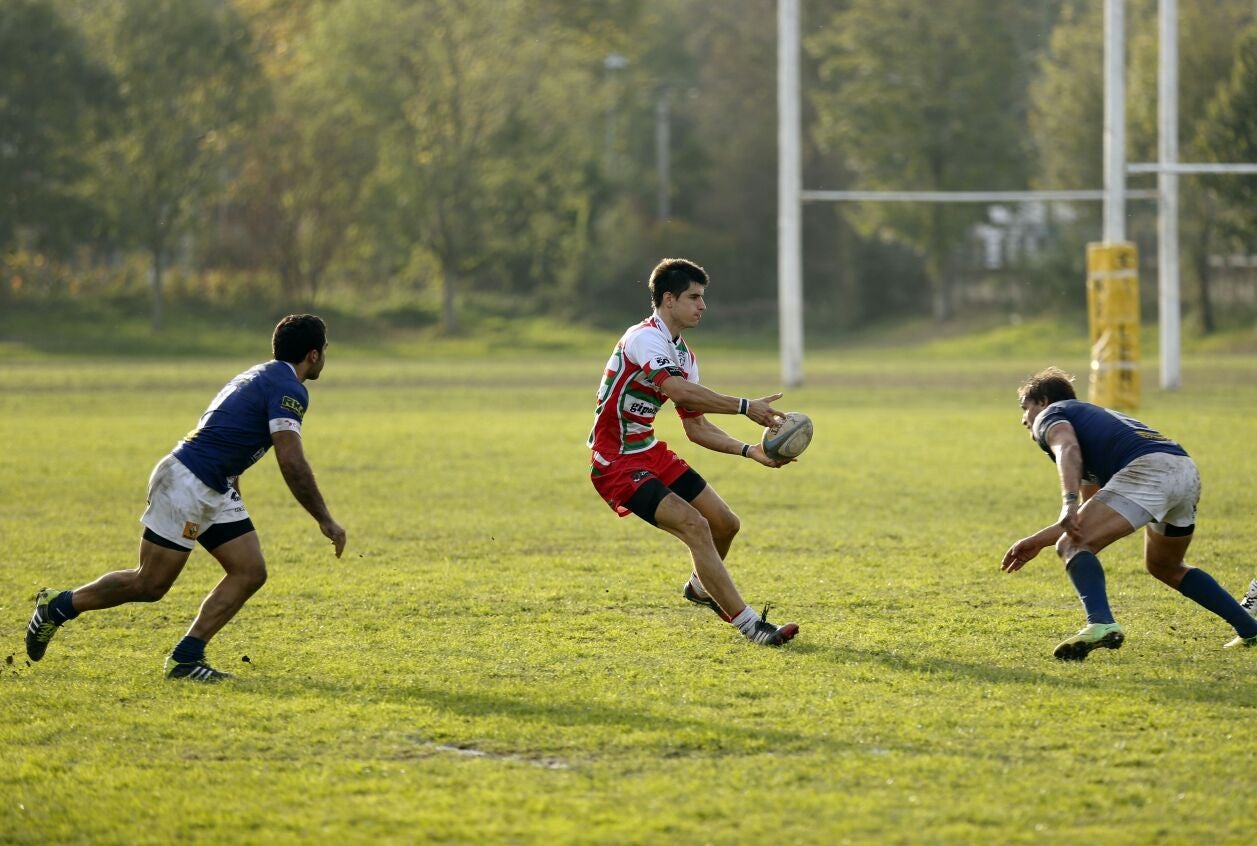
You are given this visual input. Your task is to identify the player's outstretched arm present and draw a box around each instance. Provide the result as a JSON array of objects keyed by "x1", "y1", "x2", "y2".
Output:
[
  {"x1": 1000, "y1": 525, "x2": 1065, "y2": 572},
  {"x1": 660, "y1": 377, "x2": 784, "y2": 427},
  {"x1": 272, "y1": 430, "x2": 346, "y2": 558},
  {"x1": 680, "y1": 416, "x2": 791, "y2": 468}
]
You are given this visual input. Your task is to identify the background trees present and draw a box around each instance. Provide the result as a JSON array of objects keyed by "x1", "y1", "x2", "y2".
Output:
[{"x1": 4, "y1": 0, "x2": 1257, "y2": 334}]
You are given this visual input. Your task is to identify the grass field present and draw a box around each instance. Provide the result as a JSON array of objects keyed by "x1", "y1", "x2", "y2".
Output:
[{"x1": 1, "y1": 328, "x2": 1255, "y2": 844}]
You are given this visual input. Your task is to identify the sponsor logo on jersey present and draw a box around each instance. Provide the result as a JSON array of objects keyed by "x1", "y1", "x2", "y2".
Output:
[
  {"x1": 182, "y1": 521, "x2": 201, "y2": 540},
  {"x1": 280, "y1": 396, "x2": 306, "y2": 418},
  {"x1": 653, "y1": 355, "x2": 672, "y2": 368}
]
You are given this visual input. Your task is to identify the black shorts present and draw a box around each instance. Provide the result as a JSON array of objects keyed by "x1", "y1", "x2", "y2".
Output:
[
  {"x1": 623, "y1": 469, "x2": 708, "y2": 526},
  {"x1": 143, "y1": 518, "x2": 256, "y2": 553}
]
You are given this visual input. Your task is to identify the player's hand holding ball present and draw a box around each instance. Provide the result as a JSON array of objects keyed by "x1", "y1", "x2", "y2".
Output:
[{"x1": 761, "y1": 411, "x2": 814, "y2": 464}]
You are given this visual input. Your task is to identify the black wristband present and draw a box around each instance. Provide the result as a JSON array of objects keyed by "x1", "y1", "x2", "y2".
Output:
[
  {"x1": 737, "y1": 398, "x2": 749, "y2": 415},
  {"x1": 740, "y1": 443, "x2": 751, "y2": 458}
]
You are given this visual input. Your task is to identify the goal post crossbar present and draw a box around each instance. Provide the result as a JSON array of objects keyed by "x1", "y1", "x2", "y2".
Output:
[{"x1": 800, "y1": 189, "x2": 1158, "y2": 203}]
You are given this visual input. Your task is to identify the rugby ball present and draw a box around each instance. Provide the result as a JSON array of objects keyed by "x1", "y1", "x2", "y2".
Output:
[{"x1": 762, "y1": 411, "x2": 813, "y2": 461}]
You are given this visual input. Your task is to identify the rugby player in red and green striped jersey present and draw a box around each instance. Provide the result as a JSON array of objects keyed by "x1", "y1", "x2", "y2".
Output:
[{"x1": 588, "y1": 258, "x2": 800, "y2": 646}]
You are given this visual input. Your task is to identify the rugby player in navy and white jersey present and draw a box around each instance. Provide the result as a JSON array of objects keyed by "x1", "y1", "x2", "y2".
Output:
[
  {"x1": 588, "y1": 258, "x2": 800, "y2": 646},
  {"x1": 25, "y1": 314, "x2": 347, "y2": 681},
  {"x1": 1001, "y1": 367, "x2": 1257, "y2": 660}
]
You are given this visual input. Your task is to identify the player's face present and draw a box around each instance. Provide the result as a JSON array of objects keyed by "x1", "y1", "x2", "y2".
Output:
[
  {"x1": 1020, "y1": 396, "x2": 1047, "y2": 436},
  {"x1": 307, "y1": 343, "x2": 328, "y2": 381},
  {"x1": 668, "y1": 282, "x2": 707, "y2": 329}
]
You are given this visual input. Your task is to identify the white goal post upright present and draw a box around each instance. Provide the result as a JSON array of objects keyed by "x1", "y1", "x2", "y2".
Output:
[{"x1": 777, "y1": 0, "x2": 804, "y2": 389}]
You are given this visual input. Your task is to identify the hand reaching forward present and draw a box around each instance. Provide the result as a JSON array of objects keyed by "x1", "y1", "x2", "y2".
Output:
[{"x1": 745, "y1": 393, "x2": 785, "y2": 428}]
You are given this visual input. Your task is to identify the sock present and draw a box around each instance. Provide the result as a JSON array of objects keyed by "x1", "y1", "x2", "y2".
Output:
[
  {"x1": 1178, "y1": 568, "x2": 1257, "y2": 638},
  {"x1": 49, "y1": 590, "x2": 79, "y2": 624},
  {"x1": 730, "y1": 605, "x2": 758, "y2": 635},
  {"x1": 687, "y1": 573, "x2": 709, "y2": 599},
  {"x1": 1066, "y1": 552, "x2": 1115, "y2": 625},
  {"x1": 171, "y1": 636, "x2": 207, "y2": 665}
]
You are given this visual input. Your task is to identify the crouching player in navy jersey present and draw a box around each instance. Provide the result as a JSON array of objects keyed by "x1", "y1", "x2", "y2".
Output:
[
  {"x1": 25, "y1": 314, "x2": 347, "y2": 681},
  {"x1": 1001, "y1": 367, "x2": 1257, "y2": 660}
]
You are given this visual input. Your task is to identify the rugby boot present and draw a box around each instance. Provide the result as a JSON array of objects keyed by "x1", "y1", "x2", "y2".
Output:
[
  {"x1": 1053, "y1": 622, "x2": 1125, "y2": 661},
  {"x1": 1239, "y1": 579, "x2": 1257, "y2": 617},
  {"x1": 25, "y1": 588, "x2": 65, "y2": 662},
  {"x1": 745, "y1": 604, "x2": 799, "y2": 647},
  {"x1": 164, "y1": 657, "x2": 235, "y2": 682},
  {"x1": 683, "y1": 581, "x2": 729, "y2": 621}
]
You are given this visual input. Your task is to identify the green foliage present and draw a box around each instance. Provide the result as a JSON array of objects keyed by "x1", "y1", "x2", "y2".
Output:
[
  {"x1": 2, "y1": 348, "x2": 1257, "y2": 842},
  {"x1": 1200, "y1": 26, "x2": 1257, "y2": 239},
  {"x1": 79, "y1": 0, "x2": 265, "y2": 328},
  {"x1": 808, "y1": 0, "x2": 1046, "y2": 320},
  {"x1": 0, "y1": 0, "x2": 112, "y2": 252}
]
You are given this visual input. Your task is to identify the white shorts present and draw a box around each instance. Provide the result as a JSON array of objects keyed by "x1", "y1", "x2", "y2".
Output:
[
  {"x1": 1093, "y1": 452, "x2": 1200, "y2": 534},
  {"x1": 140, "y1": 455, "x2": 251, "y2": 550}
]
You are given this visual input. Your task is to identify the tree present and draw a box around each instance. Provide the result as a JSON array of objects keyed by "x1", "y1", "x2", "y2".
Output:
[
  {"x1": 1031, "y1": 0, "x2": 1255, "y2": 332},
  {"x1": 0, "y1": 0, "x2": 112, "y2": 254},
  {"x1": 808, "y1": 0, "x2": 1039, "y2": 320},
  {"x1": 225, "y1": 0, "x2": 373, "y2": 305},
  {"x1": 1199, "y1": 25, "x2": 1257, "y2": 329},
  {"x1": 330, "y1": 0, "x2": 604, "y2": 333},
  {"x1": 81, "y1": 0, "x2": 263, "y2": 330}
]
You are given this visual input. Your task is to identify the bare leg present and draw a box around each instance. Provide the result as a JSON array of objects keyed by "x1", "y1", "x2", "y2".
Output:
[
  {"x1": 1143, "y1": 527, "x2": 1193, "y2": 588},
  {"x1": 70, "y1": 538, "x2": 191, "y2": 610},
  {"x1": 653, "y1": 493, "x2": 746, "y2": 618},
  {"x1": 688, "y1": 486, "x2": 741, "y2": 560},
  {"x1": 185, "y1": 531, "x2": 267, "y2": 643}
]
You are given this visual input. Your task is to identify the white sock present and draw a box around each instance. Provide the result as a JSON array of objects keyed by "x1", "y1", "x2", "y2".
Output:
[
  {"x1": 729, "y1": 605, "x2": 758, "y2": 635},
  {"x1": 687, "y1": 573, "x2": 709, "y2": 598}
]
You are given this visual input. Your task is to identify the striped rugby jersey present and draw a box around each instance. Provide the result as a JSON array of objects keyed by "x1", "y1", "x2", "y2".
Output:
[{"x1": 588, "y1": 314, "x2": 702, "y2": 463}]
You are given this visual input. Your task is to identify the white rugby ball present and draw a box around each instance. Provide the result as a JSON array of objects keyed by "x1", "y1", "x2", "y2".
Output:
[{"x1": 762, "y1": 411, "x2": 813, "y2": 461}]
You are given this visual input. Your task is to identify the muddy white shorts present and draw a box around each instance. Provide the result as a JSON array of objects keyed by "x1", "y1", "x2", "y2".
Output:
[
  {"x1": 1093, "y1": 452, "x2": 1200, "y2": 535},
  {"x1": 140, "y1": 455, "x2": 251, "y2": 550}
]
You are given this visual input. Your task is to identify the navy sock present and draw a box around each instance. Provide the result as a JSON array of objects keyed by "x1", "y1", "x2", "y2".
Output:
[
  {"x1": 1066, "y1": 552, "x2": 1115, "y2": 625},
  {"x1": 49, "y1": 590, "x2": 79, "y2": 624},
  {"x1": 1178, "y1": 568, "x2": 1257, "y2": 638},
  {"x1": 171, "y1": 636, "x2": 207, "y2": 665}
]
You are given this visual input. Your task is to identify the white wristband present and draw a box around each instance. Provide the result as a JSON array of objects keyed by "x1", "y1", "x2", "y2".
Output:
[
  {"x1": 740, "y1": 443, "x2": 751, "y2": 458},
  {"x1": 737, "y1": 398, "x2": 749, "y2": 415}
]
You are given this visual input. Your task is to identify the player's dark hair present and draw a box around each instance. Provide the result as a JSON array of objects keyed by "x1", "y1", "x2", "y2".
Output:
[
  {"x1": 649, "y1": 258, "x2": 709, "y2": 308},
  {"x1": 1019, "y1": 367, "x2": 1077, "y2": 405},
  {"x1": 272, "y1": 314, "x2": 326, "y2": 363}
]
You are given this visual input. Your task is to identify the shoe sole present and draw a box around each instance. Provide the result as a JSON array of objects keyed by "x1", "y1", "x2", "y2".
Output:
[
  {"x1": 1053, "y1": 630, "x2": 1124, "y2": 661},
  {"x1": 776, "y1": 623, "x2": 799, "y2": 645}
]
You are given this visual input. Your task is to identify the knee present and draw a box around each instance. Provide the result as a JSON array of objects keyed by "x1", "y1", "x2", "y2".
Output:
[
  {"x1": 135, "y1": 577, "x2": 174, "y2": 603},
  {"x1": 675, "y1": 509, "x2": 713, "y2": 544},
  {"x1": 1053, "y1": 534, "x2": 1072, "y2": 562},
  {"x1": 1145, "y1": 558, "x2": 1183, "y2": 586},
  {"x1": 709, "y1": 509, "x2": 741, "y2": 543},
  {"x1": 241, "y1": 565, "x2": 268, "y2": 594}
]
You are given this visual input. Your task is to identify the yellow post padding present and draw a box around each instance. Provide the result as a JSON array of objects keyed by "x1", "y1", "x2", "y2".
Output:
[{"x1": 1086, "y1": 242, "x2": 1140, "y2": 411}]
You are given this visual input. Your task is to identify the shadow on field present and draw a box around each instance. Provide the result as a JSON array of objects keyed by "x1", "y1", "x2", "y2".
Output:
[{"x1": 783, "y1": 641, "x2": 1257, "y2": 708}]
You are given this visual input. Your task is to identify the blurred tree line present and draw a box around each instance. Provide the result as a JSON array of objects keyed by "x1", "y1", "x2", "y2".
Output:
[{"x1": 2, "y1": 0, "x2": 1256, "y2": 334}]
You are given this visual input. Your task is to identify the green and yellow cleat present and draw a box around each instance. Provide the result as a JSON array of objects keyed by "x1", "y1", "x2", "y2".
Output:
[
  {"x1": 1053, "y1": 622, "x2": 1125, "y2": 661},
  {"x1": 25, "y1": 588, "x2": 64, "y2": 662}
]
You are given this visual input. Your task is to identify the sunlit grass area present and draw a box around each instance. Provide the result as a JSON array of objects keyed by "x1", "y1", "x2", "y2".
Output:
[{"x1": 1, "y1": 336, "x2": 1255, "y2": 844}]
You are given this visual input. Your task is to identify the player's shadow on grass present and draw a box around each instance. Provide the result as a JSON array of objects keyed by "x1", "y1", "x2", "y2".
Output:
[{"x1": 784, "y1": 640, "x2": 1257, "y2": 707}]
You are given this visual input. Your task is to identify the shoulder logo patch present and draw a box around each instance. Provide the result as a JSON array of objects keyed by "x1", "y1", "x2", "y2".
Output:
[{"x1": 280, "y1": 396, "x2": 306, "y2": 419}]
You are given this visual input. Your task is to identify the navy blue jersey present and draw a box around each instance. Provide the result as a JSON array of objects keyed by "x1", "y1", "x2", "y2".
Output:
[
  {"x1": 172, "y1": 361, "x2": 308, "y2": 493},
  {"x1": 1032, "y1": 399, "x2": 1188, "y2": 486}
]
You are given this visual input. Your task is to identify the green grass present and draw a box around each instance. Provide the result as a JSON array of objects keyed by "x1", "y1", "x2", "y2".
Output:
[{"x1": 2, "y1": 339, "x2": 1256, "y2": 844}]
